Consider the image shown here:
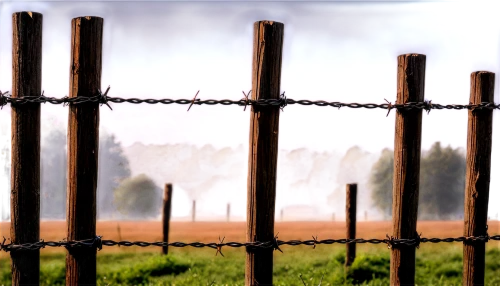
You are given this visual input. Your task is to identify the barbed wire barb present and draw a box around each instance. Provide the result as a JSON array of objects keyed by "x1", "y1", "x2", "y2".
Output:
[
  {"x1": 187, "y1": 90, "x2": 200, "y2": 111},
  {"x1": 216, "y1": 236, "x2": 225, "y2": 257}
]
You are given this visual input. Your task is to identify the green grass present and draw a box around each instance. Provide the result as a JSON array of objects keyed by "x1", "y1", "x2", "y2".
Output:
[{"x1": 1, "y1": 244, "x2": 500, "y2": 285}]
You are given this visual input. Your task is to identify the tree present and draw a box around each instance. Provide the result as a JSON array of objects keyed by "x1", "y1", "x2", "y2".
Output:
[
  {"x1": 40, "y1": 128, "x2": 67, "y2": 219},
  {"x1": 97, "y1": 132, "x2": 131, "y2": 219},
  {"x1": 419, "y1": 142, "x2": 465, "y2": 219},
  {"x1": 369, "y1": 142, "x2": 466, "y2": 220},
  {"x1": 369, "y1": 148, "x2": 393, "y2": 218},
  {"x1": 0, "y1": 137, "x2": 10, "y2": 219},
  {"x1": 113, "y1": 174, "x2": 161, "y2": 219}
]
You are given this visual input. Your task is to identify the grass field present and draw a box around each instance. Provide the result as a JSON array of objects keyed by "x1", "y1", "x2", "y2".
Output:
[{"x1": 1, "y1": 221, "x2": 499, "y2": 285}]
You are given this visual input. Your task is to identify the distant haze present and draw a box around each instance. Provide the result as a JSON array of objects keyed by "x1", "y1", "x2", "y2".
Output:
[{"x1": 1, "y1": 1, "x2": 500, "y2": 219}]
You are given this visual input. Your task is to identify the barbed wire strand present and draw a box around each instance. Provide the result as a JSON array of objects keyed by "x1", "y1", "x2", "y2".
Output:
[
  {"x1": 1, "y1": 89, "x2": 499, "y2": 114},
  {"x1": 1, "y1": 234, "x2": 499, "y2": 253}
]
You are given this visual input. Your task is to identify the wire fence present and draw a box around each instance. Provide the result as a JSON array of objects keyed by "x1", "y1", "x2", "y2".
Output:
[
  {"x1": 2, "y1": 89, "x2": 500, "y2": 115},
  {"x1": 2, "y1": 234, "x2": 499, "y2": 255}
]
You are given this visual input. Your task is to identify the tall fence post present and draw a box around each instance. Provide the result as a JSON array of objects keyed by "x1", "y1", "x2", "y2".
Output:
[
  {"x1": 10, "y1": 11, "x2": 42, "y2": 285},
  {"x1": 345, "y1": 184, "x2": 357, "y2": 267},
  {"x1": 463, "y1": 71, "x2": 494, "y2": 286},
  {"x1": 245, "y1": 20, "x2": 284, "y2": 286},
  {"x1": 390, "y1": 53, "x2": 426, "y2": 286},
  {"x1": 227, "y1": 203, "x2": 230, "y2": 222},
  {"x1": 162, "y1": 183, "x2": 173, "y2": 255},
  {"x1": 192, "y1": 200, "x2": 196, "y2": 222},
  {"x1": 66, "y1": 16, "x2": 103, "y2": 286}
]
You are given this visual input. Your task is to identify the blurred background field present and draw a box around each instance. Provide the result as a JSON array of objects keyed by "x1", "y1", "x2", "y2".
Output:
[{"x1": 1, "y1": 221, "x2": 499, "y2": 285}]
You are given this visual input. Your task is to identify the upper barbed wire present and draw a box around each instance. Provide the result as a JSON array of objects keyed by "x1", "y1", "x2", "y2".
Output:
[{"x1": 0, "y1": 89, "x2": 497, "y2": 114}]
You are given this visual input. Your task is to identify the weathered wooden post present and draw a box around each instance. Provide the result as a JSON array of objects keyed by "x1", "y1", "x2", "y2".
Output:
[
  {"x1": 245, "y1": 20, "x2": 284, "y2": 286},
  {"x1": 345, "y1": 184, "x2": 357, "y2": 267},
  {"x1": 463, "y1": 71, "x2": 494, "y2": 286},
  {"x1": 162, "y1": 183, "x2": 173, "y2": 255},
  {"x1": 10, "y1": 11, "x2": 42, "y2": 285},
  {"x1": 66, "y1": 16, "x2": 103, "y2": 285},
  {"x1": 390, "y1": 54, "x2": 425, "y2": 286}
]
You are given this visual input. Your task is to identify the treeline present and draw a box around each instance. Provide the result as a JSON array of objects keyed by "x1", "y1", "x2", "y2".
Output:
[
  {"x1": 370, "y1": 142, "x2": 466, "y2": 220},
  {"x1": 40, "y1": 128, "x2": 161, "y2": 220}
]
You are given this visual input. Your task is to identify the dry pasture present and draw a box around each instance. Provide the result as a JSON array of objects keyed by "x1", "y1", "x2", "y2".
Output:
[{"x1": 1, "y1": 220, "x2": 498, "y2": 256}]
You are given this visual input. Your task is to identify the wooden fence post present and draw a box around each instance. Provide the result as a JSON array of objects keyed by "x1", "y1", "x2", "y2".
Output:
[
  {"x1": 390, "y1": 54, "x2": 426, "y2": 286},
  {"x1": 463, "y1": 71, "x2": 494, "y2": 286},
  {"x1": 162, "y1": 183, "x2": 173, "y2": 255},
  {"x1": 10, "y1": 11, "x2": 42, "y2": 285},
  {"x1": 66, "y1": 16, "x2": 103, "y2": 286},
  {"x1": 192, "y1": 200, "x2": 196, "y2": 222},
  {"x1": 345, "y1": 184, "x2": 357, "y2": 267},
  {"x1": 245, "y1": 20, "x2": 284, "y2": 286},
  {"x1": 227, "y1": 203, "x2": 230, "y2": 222}
]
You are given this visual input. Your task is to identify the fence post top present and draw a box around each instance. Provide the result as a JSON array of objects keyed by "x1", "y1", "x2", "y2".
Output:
[
  {"x1": 398, "y1": 53, "x2": 426, "y2": 58},
  {"x1": 72, "y1": 16, "x2": 103, "y2": 21},
  {"x1": 13, "y1": 11, "x2": 42, "y2": 17},
  {"x1": 254, "y1": 20, "x2": 284, "y2": 27}
]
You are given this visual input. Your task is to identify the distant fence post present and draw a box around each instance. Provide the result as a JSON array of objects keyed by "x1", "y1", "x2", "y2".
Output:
[
  {"x1": 192, "y1": 200, "x2": 196, "y2": 222},
  {"x1": 10, "y1": 11, "x2": 42, "y2": 285},
  {"x1": 345, "y1": 184, "x2": 357, "y2": 267},
  {"x1": 390, "y1": 54, "x2": 426, "y2": 286},
  {"x1": 463, "y1": 71, "x2": 494, "y2": 286},
  {"x1": 66, "y1": 16, "x2": 103, "y2": 286},
  {"x1": 245, "y1": 20, "x2": 284, "y2": 286},
  {"x1": 162, "y1": 183, "x2": 173, "y2": 255},
  {"x1": 227, "y1": 203, "x2": 230, "y2": 222}
]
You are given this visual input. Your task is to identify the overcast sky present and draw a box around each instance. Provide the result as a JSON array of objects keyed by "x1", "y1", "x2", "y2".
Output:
[{"x1": 1, "y1": 0, "x2": 500, "y2": 218}]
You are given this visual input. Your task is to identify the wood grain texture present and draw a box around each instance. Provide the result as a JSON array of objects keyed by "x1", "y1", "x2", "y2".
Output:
[
  {"x1": 463, "y1": 71, "x2": 494, "y2": 286},
  {"x1": 390, "y1": 54, "x2": 426, "y2": 286},
  {"x1": 162, "y1": 184, "x2": 173, "y2": 255},
  {"x1": 10, "y1": 11, "x2": 42, "y2": 285},
  {"x1": 246, "y1": 20, "x2": 284, "y2": 286},
  {"x1": 345, "y1": 184, "x2": 357, "y2": 267},
  {"x1": 66, "y1": 16, "x2": 103, "y2": 286}
]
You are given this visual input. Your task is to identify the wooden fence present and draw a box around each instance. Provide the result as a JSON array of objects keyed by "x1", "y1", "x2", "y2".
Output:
[{"x1": 3, "y1": 11, "x2": 495, "y2": 286}]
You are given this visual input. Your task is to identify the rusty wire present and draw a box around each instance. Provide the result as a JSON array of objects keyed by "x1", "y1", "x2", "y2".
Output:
[
  {"x1": 1, "y1": 89, "x2": 499, "y2": 114},
  {"x1": 1, "y1": 234, "x2": 499, "y2": 254}
]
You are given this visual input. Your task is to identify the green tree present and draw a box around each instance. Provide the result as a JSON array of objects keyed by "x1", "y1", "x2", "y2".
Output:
[
  {"x1": 97, "y1": 132, "x2": 131, "y2": 219},
  {"x1": 419, "y1": 142, "x2": 465, "y2": 219},
  {"x1": 40, "y1": 129, "x2": 67, "y2": 219},
  {"x1": 114, "y1": 174, "x2": 161, "y2": 219},
  {"x1": 0, "y1": 137, "x2": 10, "y2": 219},
  {"x1": 369, "y1": 142, "x2": 466, "y2": 220},
  {"x1": 369, "y1": 148, "x2": 393, "y2": 218}
]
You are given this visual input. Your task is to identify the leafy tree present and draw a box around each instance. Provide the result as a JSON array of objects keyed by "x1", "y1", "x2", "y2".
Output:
[
  {"x1": 369, "y1": 142, "x2": 466, "y2": 220},
  {"x1": 97, "y1": 132, "x2": 131, "y2": 219},
  {"x1": 419, "y1": 142, "x2": 465, "y2": 219},
  {"x1": 114, "y1": 174, "x2": 161, "y2": 219},
  {"x1": 40, "y1": 129, "x2": 67, "y2": 219},
  {"x1": 0, "y1": 140, "x2": 10, "y2": 219},
  {"x1": 369, "y1": 148, "x2": 393, "y2": 218}
]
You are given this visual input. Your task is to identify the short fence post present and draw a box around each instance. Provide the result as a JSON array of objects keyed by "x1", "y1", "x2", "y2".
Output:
[
  {"x1": 192, "y1": 200, "x2": 196, "y2": 222},
  {"x1": 10, "y1": 11, "x2": 43, "y2": 285},
  {"x1": 66, "y1": 16, "x2": 103, "y2": 286},
  {"x1": 345, "y1": 184, "x2": 357, "y2": 267},
  {"x1": 227, "y1": 203, "x2": 230, "y2": 222},
  {"x1": 162, "y1": 183, "x2": 173, "y2": 255},
  {"x1": 463, "y1": 71, "x2": 494, "y2": 286},
  {"x1": 390, "y1": 54, "x2": 426, "y2": 286},
  {"x1": 245, "y1": 20, "x2": 284, "y2": 286}
]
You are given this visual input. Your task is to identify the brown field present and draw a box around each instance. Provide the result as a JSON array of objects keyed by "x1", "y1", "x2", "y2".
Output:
[{"x1": 1, "y1": 220, "x2": 499, "y2": 257}]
